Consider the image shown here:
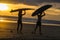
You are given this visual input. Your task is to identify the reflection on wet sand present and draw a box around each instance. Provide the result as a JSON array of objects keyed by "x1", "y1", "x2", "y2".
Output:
[
  {"x1": 0, "y1": 22, "x2": 17, "y2": 38},
  {"x1": 0, "y1": 22, "x2": 60, "y2": 39}
]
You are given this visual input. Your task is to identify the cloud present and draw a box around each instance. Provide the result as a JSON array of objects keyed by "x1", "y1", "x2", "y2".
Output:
[
  {"x1": 0, "y1": 0, "x2": 60, "y2": 6},
  {"x1": 0, "y1": 0, "x2": 20, "y2": 4}
]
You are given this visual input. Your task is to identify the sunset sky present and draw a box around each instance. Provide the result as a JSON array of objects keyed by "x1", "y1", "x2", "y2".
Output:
[{"x1": 0, "y1": 0, "x2": 60, "y2": 21}]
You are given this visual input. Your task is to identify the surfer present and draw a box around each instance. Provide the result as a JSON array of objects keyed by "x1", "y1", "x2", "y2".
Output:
[
  {"x1": 32, "y1": 12, "x2": 46, "y2": 35},
  {"x1": 10, "y1": 9, "x2": 26, "y2": 34},
  {"x1": 31, "y1": 5, "x2": 52, "y2": 35},
  {"x1": 17, "y1": 10, "x2": 26, "y2": 34},
  {"x1": 10, "y1": 8, "x2": 34, "y2": 34}
]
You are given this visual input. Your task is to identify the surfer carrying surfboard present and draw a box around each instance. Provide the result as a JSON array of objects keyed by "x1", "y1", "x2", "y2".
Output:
[
  {"x1": 17, "y1": 10, "x2": 26, "y2": 34},
  {"x1": 10, "y1": 8, "x2": 34, "y2": 34},
  {"x1": 32, "y1": 12, "x2": 46, "y2": 35},
  {"x1": 10, "y1": 9, "x2": 26, "y2": 34},
  {"x1": 31, "y1": 5, "x2": 52, "y2": 35}
]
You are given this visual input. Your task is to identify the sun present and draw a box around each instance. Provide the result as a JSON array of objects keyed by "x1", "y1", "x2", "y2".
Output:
[{"x1": 0, "y1": 3, "x2": 8, "y2": 11}]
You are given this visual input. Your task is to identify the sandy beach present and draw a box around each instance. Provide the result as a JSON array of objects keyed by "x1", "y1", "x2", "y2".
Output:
[{"x1": 0, "y1": 22, "x2": 60, "y2": 40}]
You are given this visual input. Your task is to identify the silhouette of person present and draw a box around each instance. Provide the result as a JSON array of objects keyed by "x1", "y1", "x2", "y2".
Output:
[
  {"x1": 32, "y1": 12, "x2": 45, "y2": 35},
  {"x1": 17, "y1": 10, "x2": 26, "y2": 34},
  {"x1": 10, "y1": 9, "x2": 26, "y2": 34}
]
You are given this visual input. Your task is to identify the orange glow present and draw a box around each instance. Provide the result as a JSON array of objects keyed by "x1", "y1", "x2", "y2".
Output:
[
  {"x1": 0, "y1": 3, "x2": 60, "y2": 17},
  {"x1": 0, "y1": 18, "x2": 4, "y2": 22}
]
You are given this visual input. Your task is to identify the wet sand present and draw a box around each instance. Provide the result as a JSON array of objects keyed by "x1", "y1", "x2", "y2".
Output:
[{"x1": 0, "y1": 22, "x2": 60, "y2": 40}]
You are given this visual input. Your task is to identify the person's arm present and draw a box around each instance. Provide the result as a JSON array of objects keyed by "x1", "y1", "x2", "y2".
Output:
[
  {"x1": 22, "y1": 10, "x2": 26, "y2": 15},
  {"x1": 41, "y1": 12, "x2": 46, "y2": 17}
]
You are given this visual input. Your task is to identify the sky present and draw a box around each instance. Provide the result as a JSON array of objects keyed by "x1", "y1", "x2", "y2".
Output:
[
  {"x1": 0, "y1": 0, "x2": 60, "y2": 5},
  {"x1": 0, "y1": 0, "x2": 60, "y2": 21},
  {"x1": 0, "y1": 0, "x2": 60, "y2": 9}
]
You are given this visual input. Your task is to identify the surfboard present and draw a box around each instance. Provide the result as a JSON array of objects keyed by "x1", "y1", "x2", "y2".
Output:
[
  {"x1": 32, "y1": 5, "x2": 52, "y2": 16},
  {"x1": 10, "y1": 8, "x2": 34, "y2": 12},
  {"x1": 20, "y1": 8, "x2": 34, "y2": 10}
]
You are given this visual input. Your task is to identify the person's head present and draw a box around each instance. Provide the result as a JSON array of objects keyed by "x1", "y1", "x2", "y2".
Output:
[{"x1": 19, "y1": 9, "x2": 22, "y2": 13}]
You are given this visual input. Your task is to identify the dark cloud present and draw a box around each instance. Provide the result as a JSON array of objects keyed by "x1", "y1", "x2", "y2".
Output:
[{"x1": 0, "y1": 0, "x2": 60, "y2": 6}]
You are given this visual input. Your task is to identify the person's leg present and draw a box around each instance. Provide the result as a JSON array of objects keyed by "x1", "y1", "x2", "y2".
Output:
[
  {"x1": 20, "y1": 22, "x2": 23, "y2": 33},
  {"x1": 17, "y1": 21, "x2": 20, "y2": 33},
  {"x1": 39, "y1": 23, "x2": 42, "y2": 35},
  {"x1": 32, "y1": 23, "x2": 38, "y2": 34},
  {"x1": 34, "y1": 24, "x2": 38, "y2": 32}
]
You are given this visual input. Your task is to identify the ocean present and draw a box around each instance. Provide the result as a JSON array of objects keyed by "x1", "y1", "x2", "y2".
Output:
[{"x1": 0, "y1": 15, "x2": 60, "y2": 26}]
